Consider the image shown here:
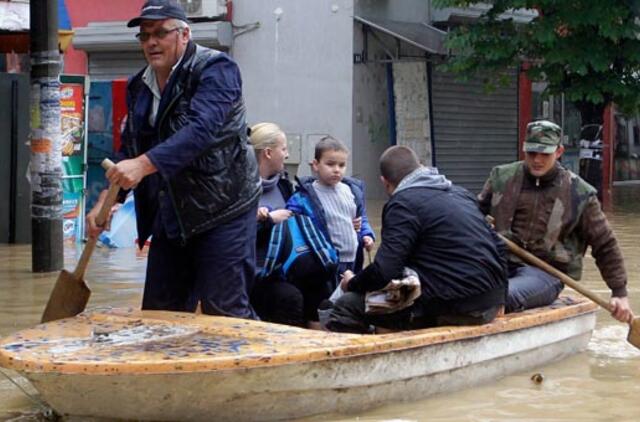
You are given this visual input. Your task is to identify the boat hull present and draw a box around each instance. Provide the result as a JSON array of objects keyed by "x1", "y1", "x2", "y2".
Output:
[{"x1": 22, "y1": 307, "x2": 595, "y2": 421}]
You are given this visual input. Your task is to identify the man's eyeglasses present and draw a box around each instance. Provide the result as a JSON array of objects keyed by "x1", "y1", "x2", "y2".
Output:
[{"x1": 135, "y1": 27, "x2": 181, "y2": 42}]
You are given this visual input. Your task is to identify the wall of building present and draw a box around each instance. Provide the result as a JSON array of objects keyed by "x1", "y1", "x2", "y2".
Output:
[
  {"x1": 393, "y1": 61, "x2": 431, "y2": 165},
  {"x1": 64, "y1": 0, "x2": 144, "y2": 74},
  {"x1": 352, "y1": 0, "x2": 434, "y2": 198},
  {"x1": 355, "y1": 0, "x2": 430, "y2": 23},
  {"x1": 352, "y1": 24, "x2": 392, "y2": 199},
  {"x1": 232, "y1": 0, "x2": 355, "y2": 178},
  {"x1": 352, "y1": 4, "x2": 433, "y2": 198}
]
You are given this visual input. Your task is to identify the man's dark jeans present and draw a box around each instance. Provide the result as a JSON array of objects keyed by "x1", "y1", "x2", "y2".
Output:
[{"x1": 506, "y1": 265, "x2": 564, "y2": 313}]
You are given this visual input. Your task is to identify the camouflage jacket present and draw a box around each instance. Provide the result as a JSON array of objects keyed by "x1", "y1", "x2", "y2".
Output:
[{"x1": 478, "y1": 161, "x2": 627, "y2": 297}]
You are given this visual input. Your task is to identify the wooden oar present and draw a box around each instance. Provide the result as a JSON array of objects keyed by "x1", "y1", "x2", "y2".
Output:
[
  {"x1": 499, "y1": 233, "x2": 640, "y2": 349},
  {"x1": 41, "y1": 159, "x2": 119, "y2": 323}
]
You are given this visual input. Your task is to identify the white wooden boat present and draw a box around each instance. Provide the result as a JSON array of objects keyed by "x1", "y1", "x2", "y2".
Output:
[{"x1": 0, "y1": 295, "x2": 597, "y2": 421}]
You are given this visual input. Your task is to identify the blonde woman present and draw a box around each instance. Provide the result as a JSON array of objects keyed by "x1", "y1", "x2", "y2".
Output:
[
  {"x1": 249, "y1": 123, "x2": 304, "y2": 326},
  {"x1": 250, "y1": 122, "x2": 293, "y2": 227}
]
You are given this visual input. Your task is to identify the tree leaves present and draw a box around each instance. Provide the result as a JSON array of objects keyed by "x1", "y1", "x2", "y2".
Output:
[{"x1": 436, "y1": 0, "x2": 640, "y2": 122}]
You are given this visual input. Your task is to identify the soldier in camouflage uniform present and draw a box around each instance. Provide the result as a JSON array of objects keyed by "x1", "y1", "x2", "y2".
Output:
[{"x1": 478, "y1": 120, "x2": 632, "y2": 322}]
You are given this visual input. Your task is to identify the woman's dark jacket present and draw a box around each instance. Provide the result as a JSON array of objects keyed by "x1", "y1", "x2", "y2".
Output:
[{"x1": 255, "y1": 174, "x2": 295, "y2": 267}]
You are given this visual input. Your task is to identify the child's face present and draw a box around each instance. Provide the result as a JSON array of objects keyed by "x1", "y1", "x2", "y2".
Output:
[{"x1": 312, "y1": 149, "x2": 348, "y2": 186}]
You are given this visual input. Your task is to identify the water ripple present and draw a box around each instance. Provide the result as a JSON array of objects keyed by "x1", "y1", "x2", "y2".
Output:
[{"x1": 588, "y1": 325, "x2": 640, "y2": 359}]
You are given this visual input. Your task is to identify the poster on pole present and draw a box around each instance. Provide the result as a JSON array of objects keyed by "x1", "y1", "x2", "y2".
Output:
[{"x1": 60, "y1": 78, "x2": 87, "y2": 243}]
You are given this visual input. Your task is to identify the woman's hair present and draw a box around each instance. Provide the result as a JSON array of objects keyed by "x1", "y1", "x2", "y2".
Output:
[
  {"x1": 249, "y1": 122, "x2": 286, "y2": 163},
  {"x1": 314, "y1": 135, "x2": 348, "y2": 161},
  {"x1": 250, "y1": 122, "x2": 285, "y2": 151}
]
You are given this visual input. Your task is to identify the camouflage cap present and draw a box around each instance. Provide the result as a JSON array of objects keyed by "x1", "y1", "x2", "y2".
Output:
[{"x1": 523, "y1": 120, "x2": 562, "y2": 154}]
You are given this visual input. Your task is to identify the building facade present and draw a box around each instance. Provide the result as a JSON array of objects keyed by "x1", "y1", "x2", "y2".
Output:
[{"x1": 9, "y1": 0, "x2": 630, "y2": 207}]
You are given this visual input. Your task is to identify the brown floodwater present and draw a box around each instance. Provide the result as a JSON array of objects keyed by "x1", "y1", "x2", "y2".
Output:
[{"x1": 1, "y1": 186, "x2": 639, "y2": 421}]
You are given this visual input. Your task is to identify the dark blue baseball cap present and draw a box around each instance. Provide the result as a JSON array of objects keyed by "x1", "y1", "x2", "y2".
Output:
[{"x1": 127, "y1": 0, "x2": 189, "y2": 28}]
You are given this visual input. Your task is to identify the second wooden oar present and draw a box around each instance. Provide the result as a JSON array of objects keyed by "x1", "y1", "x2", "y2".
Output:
[{"x1": 499, "y1": 233, "x2": 640, "y2": 349}]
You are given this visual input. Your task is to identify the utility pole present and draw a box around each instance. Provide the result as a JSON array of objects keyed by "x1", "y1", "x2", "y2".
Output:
[{"x1": 30, "y1": 0, "x2": 63, "y2": 272}]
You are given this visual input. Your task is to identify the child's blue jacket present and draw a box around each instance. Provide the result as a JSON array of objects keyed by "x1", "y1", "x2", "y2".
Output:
[{"x1": 286, "y1": 176, "x2": 375, "y2": 272}]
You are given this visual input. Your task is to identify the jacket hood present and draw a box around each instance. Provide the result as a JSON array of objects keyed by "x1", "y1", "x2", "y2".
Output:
[{"x1": 394, "y1": 167, "x2": 452, "y2": 195}]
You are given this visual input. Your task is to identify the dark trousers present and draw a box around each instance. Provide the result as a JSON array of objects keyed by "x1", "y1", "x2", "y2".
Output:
[
  {"x1": 326, "y1": 292, "x2": 502, "y2": 334},
  {"x1": 142, "y1": 207, "x2": 258, "y2": 319},
  {"x1": 506, "y1": 265, "x2": 564, "y2": 313},
  {"x1": 251, "y1": 246, "x2": 345, "y2": 325},
  {"x1": 251, "y1": 280, "x2": 305, "y2": 327},
  {"x1": 251, "y1": 277, "x2": 333, "y2": 325}
]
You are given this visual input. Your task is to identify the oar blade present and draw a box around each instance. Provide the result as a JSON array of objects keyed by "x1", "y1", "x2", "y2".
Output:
[
  {"x1": 627, "y1": 318, "x2": 640, "y2": 350},
  {"x1": 41, "y1": 269, "x2": 91, "y2": 323}
]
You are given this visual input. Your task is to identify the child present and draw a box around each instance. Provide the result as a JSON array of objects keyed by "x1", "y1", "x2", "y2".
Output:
[{"x1": 287, "y1": 136, "x2": 375, "y2": 289}]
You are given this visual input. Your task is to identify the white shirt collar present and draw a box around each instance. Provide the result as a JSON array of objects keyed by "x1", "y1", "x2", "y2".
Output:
[
  {"x1": 141, "y1": 52, "x2": 185, "y2": 125},
  {"x1": 141, "y1": 52, "x2": 185, "y2": 98}
]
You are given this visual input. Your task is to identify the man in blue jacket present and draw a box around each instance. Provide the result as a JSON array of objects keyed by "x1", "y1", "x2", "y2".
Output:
[
  {"x1": 86, "y1": 0, "x2": 260, "y2": 318},
  {"x1": 326, "y1": 146, "x2": 508, "y2": 333}
]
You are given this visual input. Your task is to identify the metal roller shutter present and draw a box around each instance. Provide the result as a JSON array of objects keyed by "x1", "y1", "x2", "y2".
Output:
[
  {"x1": 87, "y1": 51, "x2": 146, "y2": 81},
  {"x1": 431, "y1": 68, "x2": 518, "y2": 193}
]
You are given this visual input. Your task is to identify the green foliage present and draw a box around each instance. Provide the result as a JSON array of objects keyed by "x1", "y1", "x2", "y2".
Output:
[{"x1": 434, "y1": 0, "x2": 640, "y2": 122}]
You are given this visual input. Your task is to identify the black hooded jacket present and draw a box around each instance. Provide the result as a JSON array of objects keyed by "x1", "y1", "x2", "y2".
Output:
[{"x1": 348, "y1": 168, "x2": 507, "y2": 312}]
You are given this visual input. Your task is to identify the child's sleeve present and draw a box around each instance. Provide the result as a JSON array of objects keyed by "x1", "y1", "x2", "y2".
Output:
[
  {"x1": 285, "y1": 193, "x2": 304, "y2": 215},
  {"x1": 355, "y1": 181, "x2": 375, "y2": 240},
  {"x1": 359, "y1": 204, "x2": 375, "y2": 240}
]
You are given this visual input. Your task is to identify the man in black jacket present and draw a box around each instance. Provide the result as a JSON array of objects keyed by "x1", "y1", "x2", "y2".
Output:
[{"x1": 325, "y1": 146, "x2": 508, "y2": 333}]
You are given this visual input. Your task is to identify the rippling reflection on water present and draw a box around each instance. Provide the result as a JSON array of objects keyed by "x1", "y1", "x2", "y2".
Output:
[
  {"x1": 1, "y1": 186, "x2": 639, "y2": 421},
  {"x1": 0, "y1": 244, "x2": 147, "y2": 421}
]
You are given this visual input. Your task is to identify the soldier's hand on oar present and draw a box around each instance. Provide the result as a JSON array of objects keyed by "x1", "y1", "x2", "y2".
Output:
[
  {"x1": 610, "y1": 296, "x2": 634, "y2": 324},
  {"x1": 499, "y1": 232, "x2": 640, "y2": 350}
]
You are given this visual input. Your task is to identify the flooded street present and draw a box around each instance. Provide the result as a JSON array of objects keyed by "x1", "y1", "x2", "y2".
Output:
[{"x1": 1, "y1": 186, "x2": 639, "y2": 421}]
